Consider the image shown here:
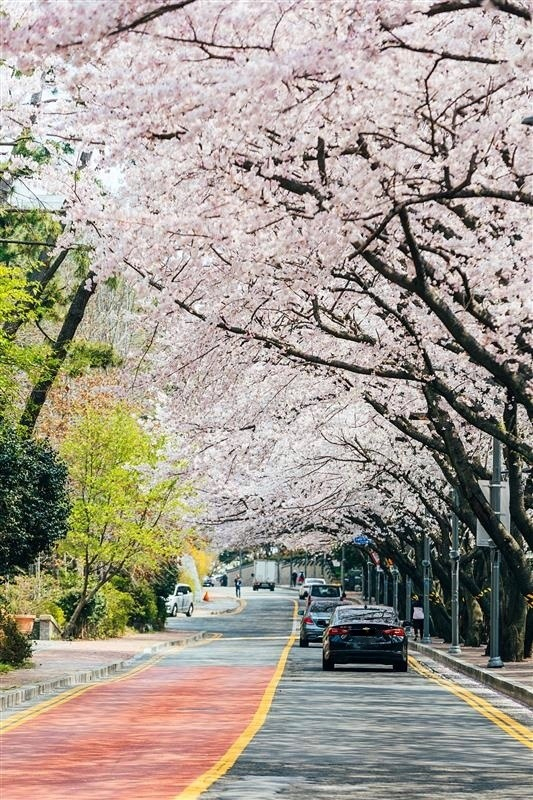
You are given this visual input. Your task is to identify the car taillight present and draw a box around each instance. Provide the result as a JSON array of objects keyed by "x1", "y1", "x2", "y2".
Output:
[
  {"x1": 383, "y1": 627, "x2": 405, "y2": 636},
  {"x1": 328, "y1": 626, "x2": 349, "y2": 636},
  {"x1": 303, "y1": 616, "x2": 313, "y2": 624}
]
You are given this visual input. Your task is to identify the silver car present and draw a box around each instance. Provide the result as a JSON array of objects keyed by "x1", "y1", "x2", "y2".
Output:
[
  {"x1": 298, "y1": 577, "x2": 326, "y2": 599},
  {"x1": 165, "y1": 583, "x2": 194, "y2": 617},
  {"x1": 299, "y1": 600, "x2": 345, "y2": 646}
]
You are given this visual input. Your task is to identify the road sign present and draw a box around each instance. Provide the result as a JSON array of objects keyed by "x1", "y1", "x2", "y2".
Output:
[
  {"x1": 353, "y1": 534, "x2": 374, "y2": 546},
  {"x1": 476, "y1": 480, "x2": 510, "y2": 547}
]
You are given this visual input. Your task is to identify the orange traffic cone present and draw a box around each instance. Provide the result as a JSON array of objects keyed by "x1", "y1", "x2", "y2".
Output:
[{"x1": 203, "y1": 591, "x2": 210, "y2": 602}]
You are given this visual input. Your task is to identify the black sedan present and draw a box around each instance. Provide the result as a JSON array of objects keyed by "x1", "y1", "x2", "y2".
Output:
[{"x1": 322, "y1": 605, "x2": 408, "y2": 672}]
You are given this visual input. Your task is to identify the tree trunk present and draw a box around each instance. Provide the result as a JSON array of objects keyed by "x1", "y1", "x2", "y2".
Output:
[
  {"x1": 20, "y1": 271, "x2": 96, "y2": 433},
  {"x1": 500, "y1": 559, "x2": 527, "y2": 662},
  {"x1": 62, "y1": 592, "x2": 91, "y2": 639}
]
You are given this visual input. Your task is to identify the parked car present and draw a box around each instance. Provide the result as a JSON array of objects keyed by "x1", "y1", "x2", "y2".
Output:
[
  {"x1": 299, "y1": 600, "x2": 347, "y2": 647},
  {"x1": 165, "y1": 583, "x2": 194, "y2": 617},
  {"x1": 298, "y1": 577, "x2": 326, "y2": 599},
  {"x1": 202, "y1": 576, "x2": 215, "y2": 587},
  {"x1": 305, "y1": 583, "x2": 343, "y2": 606},
  {"x1": 322, "y1": 605, "x2": 408, "y2": 672}
]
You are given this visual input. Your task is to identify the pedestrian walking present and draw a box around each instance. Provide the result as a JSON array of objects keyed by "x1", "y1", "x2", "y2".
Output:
[
  {"x1": 234, "y1": 575, "x2": 242, "y2": 598},
  {"x1": 412, "y1": 597, "x2": 424, "y2": 640},
  {"x1": 291, "y1": 571, "x2": 298, "y2": 587},
  {"x1": 297, "y1": 571, "x2": 305, "y2": 586}
]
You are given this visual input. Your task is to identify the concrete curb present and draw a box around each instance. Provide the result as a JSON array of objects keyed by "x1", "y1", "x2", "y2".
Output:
[
  {"x1": 198, "y1": 599, "x2": 242, "y2": 616},
  {"x1": 411, "y1": 641, "x2": 533, "y2": 709},
  {"x1": 0, "y1": 631, "x2": 209, "y2": 712}
]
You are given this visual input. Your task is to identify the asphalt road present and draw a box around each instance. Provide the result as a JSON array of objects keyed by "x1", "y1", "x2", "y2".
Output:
[{"x1": 1, "y1": 587, "x2": 531, "y2": 800}]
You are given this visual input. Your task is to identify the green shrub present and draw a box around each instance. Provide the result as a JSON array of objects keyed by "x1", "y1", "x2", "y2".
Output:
[
  {"x1": 95, "y1": 585, "x2": 134, "y2": 637},
  {"x1": 0, "y1": 610, "x2": 33, "y2": 666},
  {"x1": 112, "y1": 576, "x2": 165, "y2": 632},
  {"x1": 58, "y1": 589, "x2": 101, "y2": 638}
]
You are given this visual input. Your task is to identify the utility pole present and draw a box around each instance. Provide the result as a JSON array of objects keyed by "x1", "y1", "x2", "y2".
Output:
[
  {"x1": 422, "y1": 534, "x2": 432, "y2": 643},
  {"x1": 449, "y1": 488, "x2": 462, "y2": 655},
  {"x1": 367, "y1": 561, "x2": 373, "y2": 602},
  {"x1": 405, "y1": 576, "x2": 412, "y2": 625},
  {"x1": 392, "y1": 566, "x2": 399, "y2": 613},
  {"x1": 487, "y1": 438, "x2": 504, "y2": 668},
  {"x1": 375, "y1": 568, "x2": 382, "y2": 605}
]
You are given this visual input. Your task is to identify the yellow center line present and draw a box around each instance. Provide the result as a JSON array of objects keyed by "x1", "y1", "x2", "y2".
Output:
[
  {"x1": 409, "y1": 655, "x2": 533, "y2": 749},
  {"x1": 174, "y1": 601, "x2": 299, "y2": 800}
]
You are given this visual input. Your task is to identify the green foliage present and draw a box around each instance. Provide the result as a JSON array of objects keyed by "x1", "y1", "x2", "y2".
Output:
[
  {"x1": 111, "y1": 575, "x2": 163, "y2": 632},
  {"x1": 0, "y1": 207, "x2": 62, "y2": 273},
  {"x1": 95, "y1": 584, "x2": 135, "y2": 638},
  {"x1": 59, "y1": 403, "x2": 196, "y2": 637},
  {"x1": 0, "y1": 262, "x2": 41, "y2": 407},
  {"x1": 0, "y1": 424, "x2": 70, "y2": 579},
  {"x1": 58, "y1": 589, "x2": 100, "y2": 638},
  {"x1": 65, "y1": 340, "x2": 121, "y2": 377},
  {"x1": 58, "y1": 583, "x2": 134, "y2": 638},
  {"x1": 0, "y1": 609, "x2": 33, "y2": 667},
  {"x1": 0, "y1": 207, "x2": 66, "y2": 410},
  {"x1": 2, "y1": 569, "x2": 66, "y2": 624}
]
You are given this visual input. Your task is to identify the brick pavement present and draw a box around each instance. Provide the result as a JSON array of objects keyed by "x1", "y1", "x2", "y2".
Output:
[{"x1": 0, "y1": 593, "x2": 240, "y2": 710}]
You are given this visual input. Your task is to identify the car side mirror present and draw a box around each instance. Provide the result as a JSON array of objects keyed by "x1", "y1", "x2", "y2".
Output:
[{"x1": 298, "y1": 609, "x2": 304, "y2": 616}]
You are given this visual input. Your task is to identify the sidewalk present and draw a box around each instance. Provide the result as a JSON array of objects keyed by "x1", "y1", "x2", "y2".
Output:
[
  {"x1": 410, "y1": 638, "x2": 533, "y2": 708},
  {"x1": 0, "y1": 592, "x2": 240, "y2": 712}
]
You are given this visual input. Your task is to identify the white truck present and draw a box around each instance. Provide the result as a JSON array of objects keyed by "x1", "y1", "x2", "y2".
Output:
[{"x1": 252, "y1": 560, "x2": 277, "y2": 591}]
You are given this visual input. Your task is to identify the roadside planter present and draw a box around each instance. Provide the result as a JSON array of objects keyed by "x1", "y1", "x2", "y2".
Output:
[{"x1": 13, "y1": 614, "x2": 36, "y2": 635}]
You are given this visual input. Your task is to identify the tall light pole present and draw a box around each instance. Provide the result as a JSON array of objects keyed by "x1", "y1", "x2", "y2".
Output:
[
  {"x1": 405, "y1": 576, "x2": 412, "y2": 624},
  {"x1": 376, "y1": 567, "x2": 382, "y2": 605},
  {"x1": 392, "y1": 566, "x2": 399, "y2": 613},
  {"x1": 340, "y1": 543, "x2": 345, "y2": 589},
  {"x1": 487, "y1": 438, "x2": 504, "y2": 668},
  {"x1": 383, "y1": 573, "x2": 389, "y2": 606},
  {"x1": 367, "y1": 560, "x2": 373, "y2": 602},
  {"x1": 422, "y1": 534, "x2": 432, "y2": 643},
  {"x1": 449, "y1": 488, "x2": 462, "y2": 655}
]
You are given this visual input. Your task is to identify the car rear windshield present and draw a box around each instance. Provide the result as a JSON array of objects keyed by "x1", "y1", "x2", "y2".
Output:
[
  {"x1": 334, "y1": 607, "x2": 398, "y2": 624},
  {"x1": 311, "y1": 586, "x2": 341, "y2": 598},
  {"x1": 309, "y1": 601, "x2": 341, "y2": 613}
]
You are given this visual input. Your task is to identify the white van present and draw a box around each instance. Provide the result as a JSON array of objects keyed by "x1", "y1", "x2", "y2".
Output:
[{"x1": 165, "y1": 583, "x2": 194, "y2": 617}]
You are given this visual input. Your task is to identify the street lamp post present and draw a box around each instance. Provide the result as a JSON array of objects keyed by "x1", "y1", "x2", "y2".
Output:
[
  {"x1": 340, "y1": 544, "x2": 345, "y2": 589},
  {"x1": 367, "y1": 560, "x2": 373, "y2": 602},
  {"x1": 383, "y1": 574, "x2": 389, "y2": 606},
  {"x1": 449, "y1": 489, "x2": 462, "y2": 655},
  {"x1": 405, "y1": 576, "x2": 412, "y2": 624},
  {"x1": 392, "y1": 566, "x2": 399, "y2": 613},
  {"x1": 376, "y1": 567, "x2": 382, "y2": 605},
  {"x1": 422, "y1": 534, "x2": 432, "y2": 643},
  {"x1": 488, "y1": 438, "x2": 504, "y2": 668}
]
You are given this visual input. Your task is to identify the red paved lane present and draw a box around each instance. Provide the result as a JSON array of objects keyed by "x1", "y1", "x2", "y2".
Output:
[{"x1": 1, "y1": 663, "x2": 275, "y2": 800}]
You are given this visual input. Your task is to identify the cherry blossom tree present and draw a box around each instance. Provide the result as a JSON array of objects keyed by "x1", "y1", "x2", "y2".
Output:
[{"x1": 2, "y1": 1, "x2": 531, "y2": 655}]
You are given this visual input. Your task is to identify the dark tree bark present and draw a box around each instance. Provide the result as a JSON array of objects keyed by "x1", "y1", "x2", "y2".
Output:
[{"x1": 20, "y1": 271, "x2": 97, "y2": 433}]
